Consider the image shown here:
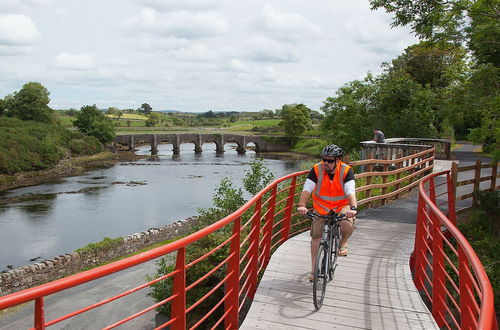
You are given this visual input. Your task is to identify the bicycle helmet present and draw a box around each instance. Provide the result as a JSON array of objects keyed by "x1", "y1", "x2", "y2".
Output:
[{"x1": 321, "y1": 144, "x2": 343, "y2": 158}]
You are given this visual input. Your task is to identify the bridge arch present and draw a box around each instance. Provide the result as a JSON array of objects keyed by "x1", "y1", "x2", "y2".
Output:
[{"x1": 113, "y1": 133, "x2": 290, "y2": 155}]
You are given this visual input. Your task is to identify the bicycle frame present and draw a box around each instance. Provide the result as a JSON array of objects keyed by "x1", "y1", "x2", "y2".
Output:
[{"x1": 307, "y1": 211, "x2": 345, "y2": 309}]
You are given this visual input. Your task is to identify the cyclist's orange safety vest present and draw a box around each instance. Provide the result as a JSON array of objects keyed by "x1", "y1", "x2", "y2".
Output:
[{"x1": 312, "y1": 161, "x2": 351, "y2": 215}]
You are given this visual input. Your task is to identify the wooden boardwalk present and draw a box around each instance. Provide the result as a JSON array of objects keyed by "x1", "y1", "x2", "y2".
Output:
[{"x1": 241, "y1": 218, "x2": 438, "y2": 329}]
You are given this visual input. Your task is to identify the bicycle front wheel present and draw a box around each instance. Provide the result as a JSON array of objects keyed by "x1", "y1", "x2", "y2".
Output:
[
  {"x1": 328, "y1": 226, "x2": 340, "y2": 281},
  {"x1": 313, "y1": 243, "x2": 328, "y2": 310}
]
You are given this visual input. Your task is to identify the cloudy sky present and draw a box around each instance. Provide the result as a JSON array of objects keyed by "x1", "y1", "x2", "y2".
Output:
[{"x1": 0, "y1": 0, "x2": 417, "y2": 112}]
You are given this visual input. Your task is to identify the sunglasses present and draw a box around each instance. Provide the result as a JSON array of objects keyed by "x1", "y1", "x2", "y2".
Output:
[{"x1": 322, "y1": 158, "x2": 337, "y2": 164}]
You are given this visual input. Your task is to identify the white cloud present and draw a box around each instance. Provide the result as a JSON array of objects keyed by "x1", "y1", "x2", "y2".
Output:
[
  {"x1": 124, "y1": 8, "x2": 229, "y2": 39},
  {"x1": 0, "y1": 1, "x2": 419, "y2": 111},
  {"x1": 53, "y1": 52, "x2": 98, "y2": 71},
  {"x1": 134, "y1": 0, "x2": 225, "y2": 11},
  {"x1": 167, "y1": 43, "x2": 217, "y2": 62},
  {"x1": 251, "y1": 6, "x2": 322, "y2": 42},
  {"x1": 0, "y1": 14, "x2": 40, "y2": 45},
  {"x1": 243, "y1": 36, "x2": 299, "y2": 63}
]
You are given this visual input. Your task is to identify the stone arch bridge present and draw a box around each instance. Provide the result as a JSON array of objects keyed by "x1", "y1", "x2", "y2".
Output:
[{"x1": 113, "y1": 133, "x2": 290, "y2": 155}]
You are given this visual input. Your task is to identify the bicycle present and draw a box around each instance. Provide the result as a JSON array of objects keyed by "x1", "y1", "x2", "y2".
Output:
[{"x1": 306, "y1": 210, "x2": 350, "y2": 310}]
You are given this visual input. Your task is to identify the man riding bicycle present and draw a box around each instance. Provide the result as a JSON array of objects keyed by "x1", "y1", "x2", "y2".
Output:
[{"x1": 297, "y1": 144, "x2": 358, "y2": 281}]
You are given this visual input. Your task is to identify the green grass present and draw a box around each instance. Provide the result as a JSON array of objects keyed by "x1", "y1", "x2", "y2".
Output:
[
  {"x1": 291, "y1": 138, "x2": 328, "y2": 155},
  {"x1": 75, "y1": 237, "x2": 124, "y2": 254},
  {"x1": 57, "y1": 115, "x2": 75, "y2": 127}
]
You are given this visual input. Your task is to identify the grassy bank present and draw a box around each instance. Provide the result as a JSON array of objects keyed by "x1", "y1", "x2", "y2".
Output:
[{"x1": 0, "y1": 117, "x2": 103, "y2": 174}]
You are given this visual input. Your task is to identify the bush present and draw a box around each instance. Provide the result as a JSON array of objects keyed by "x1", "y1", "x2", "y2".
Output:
[
  {"x1": 0, "y1": 117, "x2": 104, "y2": 174},
  {"x1": 68, "y1": 136, "x2": 103, "y2": 155},
  {"x1": 147, "y1": 160, "x2": 276, "y2": 326},
  {"x1": 458, "y1": 191, "x2": 499, "y2": 315}
]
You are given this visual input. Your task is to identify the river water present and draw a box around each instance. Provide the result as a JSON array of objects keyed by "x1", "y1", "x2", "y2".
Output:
[{"x1": 0, "y1": 143, "x2": 305, "y2": 271}]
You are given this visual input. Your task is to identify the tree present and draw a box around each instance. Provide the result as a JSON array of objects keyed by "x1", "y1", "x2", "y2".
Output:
[
  {"x1": 140, "y1": 103, "x2": 152, "y2": 115},
  {"x1": 386, "y1": 41, "x2": 467, "y2": 89},
  {"x1": 74, "y1": 104, "x2": 116, "y2": 143},
  {"x1": 280, "y1": 104, "x2": 312, "y2": 144},
  {"x1": 370, "y1": 0, "x2": 499, "y2": 66},
  {"x1": 374, "y1": 70, "x2": 438, "y2": 138},
  {"x1": 467, "y1": 0, "x2": 500, "y2": 66},
  {"x1": 107, "y1": 107, "x2": 118, "y2": 116},
  {"x1": 0, "y1": 98, "x2": 5, "y2": 116},
  {"x1": 116, "y1": 110, "x2": 123, "y2": 120},
  {"x1": 6, "y1": 82, "x2": 55, "y2": 124},
  {"x1": 321, "y1": 75, "x2": 377, "y2": 152},
  {"x1": 369, "y1": 0, "x2": 472, "y2": 43},
  {"x1": 145, "y1": 112, "x2": 161, "y2": 127}
]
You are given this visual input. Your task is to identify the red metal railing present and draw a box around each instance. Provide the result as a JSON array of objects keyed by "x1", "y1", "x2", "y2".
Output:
[
  {"x1": 0, "y1": 170, "x2": 310, "y2": 329},
  {"x1": 413, "y1": 170, "x2": 497, "y2": 330}
]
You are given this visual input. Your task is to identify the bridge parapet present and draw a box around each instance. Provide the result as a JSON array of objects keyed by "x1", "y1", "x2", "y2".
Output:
[
  {"x1": 360, "y1": 137, "x2": 451, "y2": 161},
  {"x1": 113, "y1": 133, "x2": 290, "y2": 155}
]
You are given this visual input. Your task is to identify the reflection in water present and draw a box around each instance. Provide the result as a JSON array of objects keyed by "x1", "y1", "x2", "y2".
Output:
[
  {"x1": 18, "y1": 203, "x2": 52, "y2": 214},
  {"x1": 0, "y1": 143, "x2": 305, "y2": 270}
]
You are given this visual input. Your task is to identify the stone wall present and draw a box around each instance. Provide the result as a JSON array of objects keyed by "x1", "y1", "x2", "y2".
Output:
[{"x1": 0, "y1": 217, "x2": 198, "y2": 296}]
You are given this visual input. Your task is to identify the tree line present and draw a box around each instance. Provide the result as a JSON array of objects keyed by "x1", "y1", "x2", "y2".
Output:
[{"x1": 0, "y1": 0, "x2": 497, "y2": 161}]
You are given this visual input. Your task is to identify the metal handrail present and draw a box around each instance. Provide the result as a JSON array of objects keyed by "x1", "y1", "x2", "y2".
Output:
[
  {"x1": 0, "y1": 170, "x2": 309, "y2": 329},
  {"x1": 413, "y1": 170, "x2": 497, "y2": 330}
]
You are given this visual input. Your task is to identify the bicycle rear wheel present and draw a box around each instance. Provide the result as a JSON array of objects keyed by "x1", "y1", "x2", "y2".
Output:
[{"x1": 313, "y1": 243, "x2": 328, "y2": 310}]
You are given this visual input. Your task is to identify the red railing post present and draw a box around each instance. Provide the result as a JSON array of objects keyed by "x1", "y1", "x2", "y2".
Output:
[
  {"x1": 262, "y1": 185, "x2": 277, "y2": 268},
  {"x1": 413, "y1": 193, "x2": 427, "y2": 291},
  {"x1": 248, "y1": 197, "x2": 262, "y2": 299},
  {"x1": 34, "y1": 297, "x2": 45, "y2": 330},
  {"x1": 458, "y1": 245, "x2": 475, "y2": 329},
  {"x1": 171, "y1": 247, "x2": 186, "y2": 330},
  {"x1": 431, "y1": 206, "x2": 447, "y2": 327},
  {"x1": 225, "y1": 217, "x2": 241, "y2": 329},
  {"x1": 281, "y1": 177, "x2": 297, "y2": 241}
]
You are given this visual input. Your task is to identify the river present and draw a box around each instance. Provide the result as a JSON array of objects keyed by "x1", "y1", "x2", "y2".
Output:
[{"x1": 0, "y1": 143, "x2": 305, "y2": 271}]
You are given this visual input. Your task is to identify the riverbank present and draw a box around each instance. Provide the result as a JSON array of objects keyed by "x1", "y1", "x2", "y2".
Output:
[{"x1": 0, "y1": 150, "x2": 142, "y2": 194}]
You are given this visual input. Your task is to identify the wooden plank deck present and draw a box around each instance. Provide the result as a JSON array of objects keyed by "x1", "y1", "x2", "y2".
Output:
[{"x1": 241, "y1": 218, "x2": 438, "y2": 330}]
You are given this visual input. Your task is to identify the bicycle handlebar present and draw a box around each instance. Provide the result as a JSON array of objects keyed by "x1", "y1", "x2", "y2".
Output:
[{"x1": 306, "y1": 211, "x2": 347, "y2": 221}]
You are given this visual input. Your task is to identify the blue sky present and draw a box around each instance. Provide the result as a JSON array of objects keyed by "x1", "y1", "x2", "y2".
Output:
[{"x1": 0, "y1": 0, "x2": 417, "y2": 112}]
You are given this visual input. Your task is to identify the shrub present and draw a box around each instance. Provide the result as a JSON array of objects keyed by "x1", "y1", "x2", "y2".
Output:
[
  {"x1": 147, "y1": 160, "x2": 276, "y2": 326},
  {"x1": 0, "y1": 117, "x2": 104, "y2": 174}
]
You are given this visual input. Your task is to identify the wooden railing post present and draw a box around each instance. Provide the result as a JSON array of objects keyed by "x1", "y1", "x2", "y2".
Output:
[
  {"x1": 443, "y1": 173, "x2": 456, "y2": 229},
  {"x1": 282, "y1": 177, "x2": 297, "y2": 241},
  {"x1": 365, "y1": 162, "x2": 373, "y2": 209},
  {"x1": 451, "y1": 162, "x2": 458, "y2": 200},
  {"x1": 394, "y1": 153, "x2": 402, "y2": 200},
  {"x1": 248, "y1": 197, "x2": 262, "y2": 299},
  {"x1": 171, "y1": 247, "x2": 186, "y2": 330},
  {"x1": 473, "y1": 160, "x2": 481, "y2": 207},
  {"x1": 225, "y1": 217, "x2": 241, "y2": 329},
  {"x1": 262, "y1": 185, "x2": 277, "y2": 267},
  {"x1": 490, "y1": 162, "x2": 497, "y2": 192},
  {"x1": 381, "y1": 163, "x2": 388, "y2": 205},
  {"x1": 34, "y1": 297, "x2": 45, "y2": 330}
]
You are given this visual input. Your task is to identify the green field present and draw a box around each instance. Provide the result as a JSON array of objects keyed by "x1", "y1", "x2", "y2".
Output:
[{"x1": 107, "y1": 113, "x2": 148, "y2": 120}]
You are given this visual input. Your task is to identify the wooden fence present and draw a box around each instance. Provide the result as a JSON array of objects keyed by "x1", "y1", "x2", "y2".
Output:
[
  {"x1": 451, "y1": 160, "x2": 499, "y2": 214},
  {"x1": 350, "y1": 147, "x2": 435, "y2": 209}
]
